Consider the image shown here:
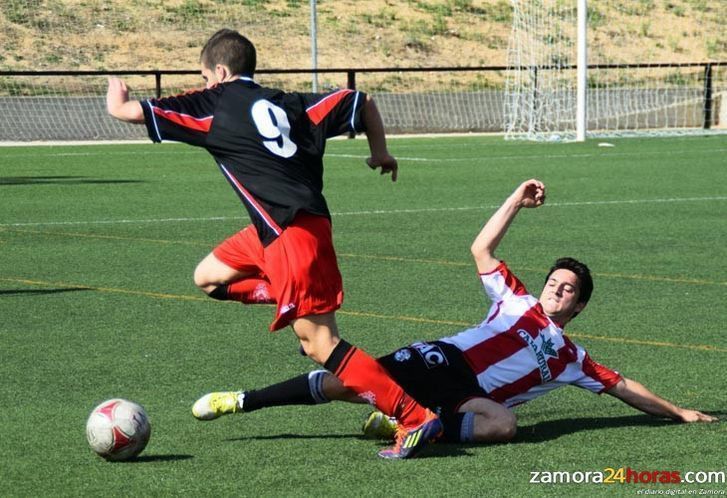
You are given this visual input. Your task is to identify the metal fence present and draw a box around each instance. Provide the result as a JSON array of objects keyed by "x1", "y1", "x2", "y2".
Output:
[{"x1": 0, "y1": 63, "x2": 725, "y2": 141}]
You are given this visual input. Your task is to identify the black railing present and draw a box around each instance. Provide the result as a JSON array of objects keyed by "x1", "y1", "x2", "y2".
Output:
[
  {"x1": 0, "y1": 66, "x2": 511, "y2": 98},
  {"x1": 1, "y1": 62, "x2": 725, "y2": 131}
]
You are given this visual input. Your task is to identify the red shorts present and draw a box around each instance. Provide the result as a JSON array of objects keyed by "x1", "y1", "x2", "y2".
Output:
[{"x1": 213, "y1": 212, "x2": 343, "y2": 331}]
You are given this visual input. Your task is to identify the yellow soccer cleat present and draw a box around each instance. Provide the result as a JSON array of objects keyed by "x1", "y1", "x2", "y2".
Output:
[
  {"x1": 362, "y1": 410, "x2": 398, "y2": 440},
  {"x1": 192, "y1": 391, "x2": 244, "y2": 420},
  {"x1": 378, "y1": 409, "x2": 442, "y2": 460}
]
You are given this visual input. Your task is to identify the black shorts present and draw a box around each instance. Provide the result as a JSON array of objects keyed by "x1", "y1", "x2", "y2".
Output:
[{"x1": 378, "y1": 341, "x2": 488, "y2": 416}]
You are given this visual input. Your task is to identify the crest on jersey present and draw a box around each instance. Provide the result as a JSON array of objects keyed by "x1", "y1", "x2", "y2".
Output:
[
  {"x1": 394, "y1": 348, "x2": 412, "y2": 362},
  {"x1": 540, "y1": 337, "x2": 558, "y2": 358},
  {"x1": 517, "y1": 330, "x2": 559, "y2": 382}
]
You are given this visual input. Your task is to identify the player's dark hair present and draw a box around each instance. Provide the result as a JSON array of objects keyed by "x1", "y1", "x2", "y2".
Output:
[
  {"x1": 545, "y1": 257, "x2": 593, "y2": 313},
  {"x1": 201, "y1": 29, "x2": 256, "y2": 77}
]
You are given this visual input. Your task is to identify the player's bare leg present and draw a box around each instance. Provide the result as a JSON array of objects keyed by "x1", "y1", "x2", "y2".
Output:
[
  {"x1": 290, "y1": 313, "x2": 340, "y2": 364},
  {"x1": 194, "y1": 252, "x2": 251, "y2": 294},
  {"x1": 291, "y1": 312, "x2": 442, "y2": 459},
  {"x1": 458, "y1": 397, "x2": 517, "y2": 443},
  {"x1": 193, "y1": 252, "x2": 274, "y2": 303}
]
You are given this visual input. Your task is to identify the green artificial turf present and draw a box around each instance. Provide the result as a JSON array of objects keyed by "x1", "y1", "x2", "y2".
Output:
[{"x1": 1, "y1": 135, "x2": 725, "y2": 496}]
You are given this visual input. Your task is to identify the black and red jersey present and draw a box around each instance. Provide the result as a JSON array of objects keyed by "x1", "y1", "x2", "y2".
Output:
[{"x1": 141, "y1": 77, "x2": 367, "y2": 245}]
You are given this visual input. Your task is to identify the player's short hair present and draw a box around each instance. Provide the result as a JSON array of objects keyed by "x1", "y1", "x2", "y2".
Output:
[
  {"x1": 545, "y1": 257, "x2": 593, "y2": 309},
  {"x1": 201, "y1": 29, "x2": 256, "y2": 77}
]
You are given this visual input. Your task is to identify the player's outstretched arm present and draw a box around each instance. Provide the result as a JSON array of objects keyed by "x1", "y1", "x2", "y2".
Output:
[
  {"x1": 606, "y1": 377, "x2": 717, "y2": 423},
  {"x1": 471, "y1": 179, "x2": 546, "y2": 274},
  {"x1": 362, "y1": 95, "x2": 398, "y2": 182},
  {"x1": 107, "y1": 77, "x2": 144, "y2": 123}
]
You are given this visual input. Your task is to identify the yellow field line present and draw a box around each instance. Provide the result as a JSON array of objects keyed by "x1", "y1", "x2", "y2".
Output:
[
  {"x1": 0, "y1": 277, "x2": 209, "y2": 302},
  {"x1": 578, "y1": 270, "x2": 726, "y2": 287},
  {"x1": 338, "y1": 252, "x2": 469, "y2": 268},
  {"x1": 5, "y1": 228, "x2": 727, "y2": 287},
  {"x1": 336, "y1": 309, "x2": 471, "y2": 327},
  {"x1": 565, "y1": 332, "x2": 727, "y2": 353},
  {"x1": 520, "y1": 266, "x2": 726, "y2": 287},
  {"x1": 6, "y1": 228, "x2": 209, "y2": 247},
  {"x1": 2, "y1": 276, "x2": 725, "y2": 353},
  {"x1": 338, "y1": 254, "x2": 727, "y2": 287}
]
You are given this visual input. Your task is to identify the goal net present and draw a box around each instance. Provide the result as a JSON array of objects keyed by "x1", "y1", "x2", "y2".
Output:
[{"x1": 504, "y1": 0, "x2": 727, "y2": 140}]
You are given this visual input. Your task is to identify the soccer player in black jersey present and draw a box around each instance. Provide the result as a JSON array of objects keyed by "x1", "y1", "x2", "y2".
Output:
[{"x1": 106, "y1": 28, "x2": 441, "y2": 459}]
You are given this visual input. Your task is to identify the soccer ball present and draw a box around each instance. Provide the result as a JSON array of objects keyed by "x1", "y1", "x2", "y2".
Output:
[{"x1": 86, "y1": 399, "x2": 151, "y2": 461}]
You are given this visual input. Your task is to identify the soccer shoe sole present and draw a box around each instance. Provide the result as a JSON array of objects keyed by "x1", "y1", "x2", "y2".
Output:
[{"x1": 377, "y1": 417, "x2": 443, "y2": 460}]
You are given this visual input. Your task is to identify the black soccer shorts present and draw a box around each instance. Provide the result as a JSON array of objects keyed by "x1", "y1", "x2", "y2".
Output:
[{"x1": 377, "y1": 340, "x2": 489, "y2": 416}]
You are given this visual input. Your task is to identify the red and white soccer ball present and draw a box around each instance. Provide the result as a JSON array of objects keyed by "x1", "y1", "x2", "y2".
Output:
[{"x1": 86, "y1": 399, "x2": 151, "y2": 461}]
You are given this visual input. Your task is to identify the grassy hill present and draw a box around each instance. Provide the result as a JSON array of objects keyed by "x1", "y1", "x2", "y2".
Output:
[{"x1": 1, "y1": 0, "x2": 724, "y2": 74}]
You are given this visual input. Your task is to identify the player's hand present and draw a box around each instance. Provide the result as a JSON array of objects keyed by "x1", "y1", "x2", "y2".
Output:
[
  {"x1": 677, "y1": 409, "x2": 718, "y2": 423},
  {"x1": 107, "y1": 77, "x2": 129, "y2": 103},
  {"x1": 107, "y1": 77, "x2": 130, "y2": 115},
  {"x1": 106, "y1": 77, "x2": 144, "y2": 123},
  {"x1": 514, "y1": 179, "x2": 546, "y2": 208},
  {"x1": 367, "y1": 154, "x2": 398, "y2": 182}
]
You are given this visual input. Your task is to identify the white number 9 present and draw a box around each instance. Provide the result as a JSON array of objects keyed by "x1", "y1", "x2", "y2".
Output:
[{"x1": 251, "y1": 100, "x2": 297, "y2": 158}]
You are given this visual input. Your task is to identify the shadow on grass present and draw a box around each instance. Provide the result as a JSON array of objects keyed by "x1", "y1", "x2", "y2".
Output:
[
  {"x1": 411, "y1": 443, "x2": 473, "y2": 459},
  {"x1": 118, "y1": 454, "x2": 194, "y2": 463},
  {"x1": 225, "y1": 433, "x2": 361, "y2": 442},
  {"x1": 227, "y1": 433, "x2": 473, "y2": 459},
  {"x1": 399, "y1": 413, "x2": 723, "y2": 458},
  {"x1": 513, "y1": 414, "x2": 700, "y2": 444},
  {"x1": 0, "y1": 288, "x2": 92, "y2": 297},
  {"x1": 707, "y1": 410, "x2": 727, "y2": 419},
  {"x1": 0, "y1": 176, "x2": 144, "y2": 186},
  {"x1": 222, "y1": 413, "x2": 723, "y2": 459}
]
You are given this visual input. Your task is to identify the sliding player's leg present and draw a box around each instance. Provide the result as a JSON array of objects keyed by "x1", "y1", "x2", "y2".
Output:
[
  {"x1": 291, "y1": 312, "x2": 442, "y2": 459},
  {"x1": 291, "y1": 313, "x2": 429, "y2": 423},
  {"x1": 453, "y1": 397, "x2": 517, "y2": 443},
  {"x1": 191, "y1": 370, "x2": 362, "y2": 420},
  {"x1": 364, "y1": 398, "x2": 516, "y2": 444}
]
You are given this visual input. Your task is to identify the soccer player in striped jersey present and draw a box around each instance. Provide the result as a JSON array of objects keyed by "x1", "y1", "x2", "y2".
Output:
[
  {"x1": 106, "y1": 28, "x2": 441, "y2": 459},
  {"x1": 197, "y1": 179, "x2": 717, "y2": 443}
]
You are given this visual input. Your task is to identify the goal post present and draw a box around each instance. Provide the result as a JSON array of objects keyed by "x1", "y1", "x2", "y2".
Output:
[{"x1": 576, "y1": 0, "x2": 587, "y2": 142}]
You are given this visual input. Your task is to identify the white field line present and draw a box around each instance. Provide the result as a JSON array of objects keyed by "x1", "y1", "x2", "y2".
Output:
[
  {"x1": 327, "y1": 153, "x2": 430, "y2": 161},
  {"x1": 2, "y1": 147, "x2": 727, "y2": 163},
  {"x1": 0, "y1": 150, "x2": 434, "y2": 161},
  {"x1": 1, "y1": 195, "x2": 725, "y2": 228},
  {"x1": 1, "y1": 131, "x2": 723, "y2": 148},
  {"x1": 0, "y1": 133, "x2": 503, "y2": 147},
  {"x1": 324, "y1": 147, "x2": 727, "y2": 162}
]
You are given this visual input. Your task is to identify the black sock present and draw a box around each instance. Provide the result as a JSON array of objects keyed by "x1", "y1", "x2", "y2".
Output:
[
  {"x1": 243, "y1": 371, "x2": 330, "y2": 412},
  {"x1": 208, "y1": 285, "x2": 229, "y2": 301},
  {"x1": 323, "y1": 339, "x2": 353, "y2": 374},
  {"x1": 440, "y1": 411, "x2": 476, "y2": 443}
]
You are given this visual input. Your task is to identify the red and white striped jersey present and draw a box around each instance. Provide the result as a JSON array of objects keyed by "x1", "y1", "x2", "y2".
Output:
[{"x1": 440, "y1": 261, "x2": 621, "y2": 407}]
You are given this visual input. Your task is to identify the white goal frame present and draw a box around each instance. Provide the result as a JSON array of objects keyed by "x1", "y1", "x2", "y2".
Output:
[{"x1": 504, "y1": 0, "x2": 726, "y2": 141}]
